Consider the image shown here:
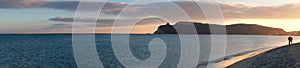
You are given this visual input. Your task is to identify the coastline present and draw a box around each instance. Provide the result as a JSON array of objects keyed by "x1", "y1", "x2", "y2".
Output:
[
  {"x1": 221, "y1": 48, "x2": 273, "y2": 67},
  {"x1": 226, "y1": 42, "x2": 300, "y2": 68}
]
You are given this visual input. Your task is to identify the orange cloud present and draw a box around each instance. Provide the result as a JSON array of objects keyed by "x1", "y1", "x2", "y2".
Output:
[
  {"x1": 49, "y1": 16, "x2": 166, "y2": 27},
  {"x1": 220, "y1": 2, "x2": 300, "y2": 19}
]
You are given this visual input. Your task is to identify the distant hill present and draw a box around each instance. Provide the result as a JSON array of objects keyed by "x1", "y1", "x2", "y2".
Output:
[
  {"x1": 286, "y1": 31, "x2": 300, "y2": 35},
  {"x1": 226, "y1": 24, "x2": 286, "y2": 35},
  {"x1": 154, "y1": 22, "x2": 287, "y2": 35}
]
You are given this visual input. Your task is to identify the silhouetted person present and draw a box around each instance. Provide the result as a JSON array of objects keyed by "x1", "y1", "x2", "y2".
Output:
[{"x1": 288, "y1": 36, "x2": 293, "y2": 45}]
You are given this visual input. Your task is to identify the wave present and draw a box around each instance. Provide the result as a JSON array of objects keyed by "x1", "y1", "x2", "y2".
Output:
[{"x1": 197, "y1": 47, "x2": 271, "y2": 67}]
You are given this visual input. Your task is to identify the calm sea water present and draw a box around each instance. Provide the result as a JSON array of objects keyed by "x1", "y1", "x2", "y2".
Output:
[{"x1": 0, "y1": 34, "x2": 299, "y2": 68}]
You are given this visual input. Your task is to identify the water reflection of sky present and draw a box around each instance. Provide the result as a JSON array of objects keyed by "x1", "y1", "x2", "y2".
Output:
[
  {"x1": 200, "y1": 35, "x2": 300, "y2": 67},
  {"x1": 226, "y1": 35, "x2": 300, "y2": 56}
]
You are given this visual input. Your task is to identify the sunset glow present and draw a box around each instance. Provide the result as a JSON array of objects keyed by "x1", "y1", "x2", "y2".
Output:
[{"x1": 1, "y1": 0, "x2": 300, "y2": 34}]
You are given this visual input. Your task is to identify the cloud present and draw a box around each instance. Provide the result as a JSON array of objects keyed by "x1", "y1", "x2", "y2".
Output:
[
  {"x1": 48, "y1": 16, "x2": 166, "y2": 26},
  {"x1": 219, "y1": 2, "x2": 300, "y2": 19},
  {"x1": 113, "y1": 1, "x2": 300, "y2": 20},
  {"x1": 41, "y1": 1, "x2": 127, "y2": 13},
  {"x1": 47, "y1": 16, "x2": 167, "y2": 33},
  {"x1": 2, "y1": 1, "x2": 300, "y2": 19},
  {"x1": 0, "y1": 0, "x2": 45, "y2": 8},
  {"x1": 0, "y1": 0, "x2": 126, "y2": 13},
  {"x1": 44, "y1": 23, "x2": 72, "y2": 29}
]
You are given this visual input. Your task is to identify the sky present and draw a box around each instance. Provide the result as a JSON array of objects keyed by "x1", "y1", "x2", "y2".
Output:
[{"x1": 1, "y1": 0, "x2": 300, "y2": 34}]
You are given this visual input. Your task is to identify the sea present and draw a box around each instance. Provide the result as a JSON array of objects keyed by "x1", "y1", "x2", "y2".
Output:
[{"x1": 0, "y1": 34, "x2": 299, "y2": 68}]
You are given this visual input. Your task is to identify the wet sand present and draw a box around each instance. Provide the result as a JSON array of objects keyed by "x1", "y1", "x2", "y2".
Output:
[
  {"x1": 221, "y1": 48, "x2": 272, "y2": 67},
  {"x1": 227, "y1": 43, "x2": 300, "y2": 68}
]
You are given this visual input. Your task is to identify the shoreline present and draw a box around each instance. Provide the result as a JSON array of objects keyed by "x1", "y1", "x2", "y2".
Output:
[
  {"x1": 226, "y1": 42, "x2": 300, "y2": 68},
  {"x1": 196, "y1": 47, "x2": 273, "y2": 68},
  {"x1": 221, "y1": 48, "x2": 273, "y2": 67}
]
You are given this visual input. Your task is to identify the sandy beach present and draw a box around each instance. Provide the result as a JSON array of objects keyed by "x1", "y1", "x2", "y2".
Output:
[{"x1": 227, "y1": 43, "x2": 300, "y2": 68}]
